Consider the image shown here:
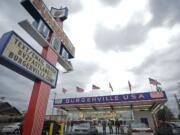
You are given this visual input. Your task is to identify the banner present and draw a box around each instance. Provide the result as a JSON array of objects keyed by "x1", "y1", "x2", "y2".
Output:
[
  {"x1": 92, "y1": 84, "x2": 100, "y2": 90},
  {"x1": 0, "y1": 31, "x2": 58, "y2": 88},
  {"x1": 54, "y1": 91, "x2": 167, "y2": 106},
  {"x1": 76, "y1": 86, "x2": 84, "y2": 93},
  {"x1": 149, "y1": 78, "x2": 161, "y2": 85}
]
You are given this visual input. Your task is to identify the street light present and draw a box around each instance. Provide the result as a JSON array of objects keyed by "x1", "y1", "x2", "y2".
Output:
[{"x1": 51, "y1": 92, "x2": 57, "y2": 120}]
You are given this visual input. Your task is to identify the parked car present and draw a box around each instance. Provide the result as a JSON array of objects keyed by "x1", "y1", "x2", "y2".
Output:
[
  {"x1": 0, "y1": 122, "x2": 21, "y2": 134},
  {"x1": 73, "y1": 121, "x2": 98, "y2": 135},
  {"x1": 155, "y1": 122, "x2": 180, "y2": 135},
  {"x1": 128, "y1": 122, "x2": 153, "y2": 135},
  {"x1": 174, "y1": 122, "x2": 180, "y2": 127}
]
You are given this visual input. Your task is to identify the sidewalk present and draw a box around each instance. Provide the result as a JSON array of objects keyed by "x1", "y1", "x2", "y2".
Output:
[
  {"x1": 65, "y1": 126, "x2": 128, "y2": 135},
  {"x1": 96, "y1": 126, "x2": 128, "y2": 134},
  {"x1": 65, "y1": 133, "x2": 127, "y2": 135}
]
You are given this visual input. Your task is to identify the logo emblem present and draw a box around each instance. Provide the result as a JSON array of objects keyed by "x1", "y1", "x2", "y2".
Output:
[{"x1": 150, "y1": 92, "x2": 164, "y2": 98}]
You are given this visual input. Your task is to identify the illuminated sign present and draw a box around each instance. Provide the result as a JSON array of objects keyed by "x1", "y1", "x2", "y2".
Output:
[
  {"x1": 0, "y1": 31, "x2": 58, "y2": 88},
  {"x1": 50, "y1": 7, "x2": 68, "y2": 21},
  {"x1": 90, "y1": 112, "x2": 116, "y2": 119},
  {"x1": 32, "y1": 20, "x2": 50, "y2": 40},
  {"x1": 21, "y1": 0, "x2": 75, "y2": 58},
  {"x1": 150, "y1": 92, "x2": 164, "y2": 98},
  {"x1": 54, "y1": 91, "x2": 167, "y2": 106},
  {"x1": 50, "y1": 34, "x2": 61, "y2": 54}
]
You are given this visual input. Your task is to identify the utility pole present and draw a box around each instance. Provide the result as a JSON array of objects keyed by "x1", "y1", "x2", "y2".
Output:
[
  {"x1": 174, "y1": 94, "x2": 180, "y2": 118},
  {"x1": 51, "y1": 92, "x2": 57, "y2": 120},
  {"x1": 178, "y1": 82, "x2": 180, "y2": 95},
  {"x1": 175, "y1": 82, "x2": 180, "y2": 119}
]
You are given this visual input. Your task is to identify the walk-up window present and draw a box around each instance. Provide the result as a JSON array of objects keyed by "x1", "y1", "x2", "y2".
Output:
[{"x1": 140, "y1": 117, "x2": 149, "y2": 127}]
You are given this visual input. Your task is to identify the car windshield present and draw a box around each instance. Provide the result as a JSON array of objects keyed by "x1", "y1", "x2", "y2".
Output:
[
  {"x1": 175, "y1": 122, "x2": 180, "y2": 127},
  {"x1": 75, "y1": 122, "x2": 90, "y2": 128},
  {"x1": 5, "y1": 123, "x2": 20, "y2": 127},
  {"x1": 131, "y1": 123, "x2": 148, "y2": 128},
  {"x1": 170, "y1": 123, "x2": 180, "y2": 128}
]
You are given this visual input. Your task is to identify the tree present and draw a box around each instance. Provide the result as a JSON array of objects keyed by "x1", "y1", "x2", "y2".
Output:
[
  {"x1": 156, "y1": 105, "x2": 175, "y2": 121},
  {"x1": 0, "y1": 97, "x2": 6, "y2": 102}
]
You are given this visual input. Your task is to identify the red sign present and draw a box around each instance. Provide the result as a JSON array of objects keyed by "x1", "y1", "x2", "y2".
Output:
[{"x1": 150, "y1": 92, "x2": 164, "y2": 98}]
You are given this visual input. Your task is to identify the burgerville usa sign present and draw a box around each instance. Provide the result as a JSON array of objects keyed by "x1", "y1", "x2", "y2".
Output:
[
  {"x1": 54, "y1": 91, "x2": 167, "y2": 106},
  {"x1": 0, "y1": 31, "x2": 58, "y2": 88}
]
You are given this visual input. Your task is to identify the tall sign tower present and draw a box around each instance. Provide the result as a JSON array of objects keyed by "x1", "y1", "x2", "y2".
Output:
[{"x1": 0, "y1": 0, "x2": 75, "y2": 135}]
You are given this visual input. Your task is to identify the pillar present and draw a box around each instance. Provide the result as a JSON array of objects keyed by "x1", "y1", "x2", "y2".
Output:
[{"x1": 22, "y1": 47, "x2": 58, "y2": 135}]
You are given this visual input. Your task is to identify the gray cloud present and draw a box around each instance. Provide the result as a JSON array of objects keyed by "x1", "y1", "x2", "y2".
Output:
[
  {"x1": 0, "y1": 57, "x2": 98, "y2": 112},
  {"x1": 99, "y1": 0, "x2": 122, "y2": 7},
  {"x1": 0, "y1": 0, "x2": 32, "y2": 23},
  {"x1": 47, "y1": 61, "x2": 100, "y2": 114},
  {"x1": 56, "y1": 61, "x2": 100, "y2": 97},
  {"x1": 94, "y1": 0, "x2": 180, "y2": 52},
  {"x1": 0, "y1": 0, "x2": 96, "y2": 113},
  {"x1": 0, "y1": 0, "x2": 35, "y2": 112},
  {"x1": 0, "y1": 0, "x2": 48, "y2": 112},
  {"x1": 149, "y1": 0, "x2": 180, "y2": 27},
  {"x1": 94, "y1": 22, "x2": 148, "y2": 52},
  {"x1": 0, "y1": 0, "x2": 35, "y2": 42},
  {"x1": 0, "y1": 65, "x2": 33, "y2": 111},
  {"x1": 64, "y1": 0, "x2": 83, "y2": 14},
  {"x1": 132, "y1": 44, "x2": 180, "y2": 83},
  {"x1": 131, "y1": 35, "x2": 180, "y2": 116}
]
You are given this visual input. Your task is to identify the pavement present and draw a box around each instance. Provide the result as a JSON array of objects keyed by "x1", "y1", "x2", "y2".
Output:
[
  {"x1": 65, "y1": 126, "x2": 128, "y2": 135},
  {"x1": 65, "y1": 133, "x2": 127, "y2": 135}
]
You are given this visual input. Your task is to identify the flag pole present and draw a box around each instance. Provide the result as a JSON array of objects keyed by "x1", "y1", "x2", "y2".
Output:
[
  {"x1": 174, "y1": 94, "x2": 180, "y2": 116},
  {"x1": 109, "y1": 82, "x2": 113, "y2": 95},
  {"x1": 128, "y1": 80, "x2": 132, "y2": 94},
  {"x1": 155, "y1": 84, "x2": 158, "y2": 92},
  {"x1": 148, "y1": 78, "x2": 153, "y2": 92},
  {"x1": 110, "y1": 86, "x2": 112, "y2": 95},
  {"x1": 128, "y1": 80, "x2": 134, "y2": 121},
  {"x1": 92, "y1": 88, "x2": 93, "y2": 97}
]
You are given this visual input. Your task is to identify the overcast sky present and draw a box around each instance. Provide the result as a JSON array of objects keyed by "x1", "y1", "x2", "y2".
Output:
[{"x1": 0, "y1": 0, "x2": 180, "y2": 116}]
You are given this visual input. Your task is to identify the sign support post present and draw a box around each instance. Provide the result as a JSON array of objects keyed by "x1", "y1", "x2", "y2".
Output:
[
  {"x1": 22, "y1": 47, "x2": 58, "y2": 135},
  {"x1": 0, "y1": 0, "x2": 75, "y2": 135}
]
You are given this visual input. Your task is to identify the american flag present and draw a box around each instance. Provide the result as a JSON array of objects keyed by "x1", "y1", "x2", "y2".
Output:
[
  {"x1": 62, "y1": 88, "x2": 68, "y2": 94},
  {"x1": 149, "y1": 78, "x2": 161, "y2": 85},
  {"x1": 76, "y1": 86, "x2": 84, "y2": 93},
  {"x1": 92, "y1": 84, "x2": 100, "y2": 90}
]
